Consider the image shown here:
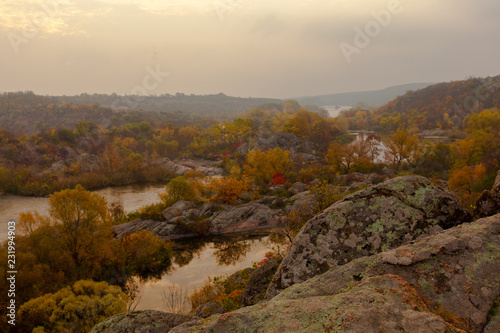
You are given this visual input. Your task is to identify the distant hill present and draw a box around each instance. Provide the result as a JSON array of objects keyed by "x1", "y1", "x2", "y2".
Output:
[
  {"x1": 372, "y1": 75, "x2": 500, "y2": 131},
  {"x1": 57, "y1": 93, "x2": 282, "y2": 120},
  {"x1": 295, "y1": 83, "x2": 434, "y2": 108},
  {"x1": 0, "y1": 92, "x2": 212, "y2": 135},
  {"x1": 0, "y1": 92, "x2": 283, "y2": 134}
]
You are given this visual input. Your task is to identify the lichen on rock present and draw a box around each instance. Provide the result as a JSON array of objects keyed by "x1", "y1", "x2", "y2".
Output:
[{"x1": 267, "y1": 175, "x2": 471, "y2": 299}]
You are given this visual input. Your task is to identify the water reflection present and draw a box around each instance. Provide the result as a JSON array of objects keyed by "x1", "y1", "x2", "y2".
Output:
[
  {"x1": 213, "y1": 241, "x2": 252, "y2": 266},
  {"x1": 171, "y1": 230, "x2": 275, "y2": 269},
  {"x1": 136, "y1": 230, "x2": 274, "y2": 311}
]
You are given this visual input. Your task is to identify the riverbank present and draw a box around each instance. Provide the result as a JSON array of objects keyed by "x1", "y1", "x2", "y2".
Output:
[{"x1": 0, "y1": 182, "x2": 169, "y2": 242}]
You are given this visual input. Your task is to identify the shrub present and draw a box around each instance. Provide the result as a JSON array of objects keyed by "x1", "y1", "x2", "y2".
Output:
[
  {"x1": 189, "y1": 268, "x2": 253, "y2": 312},
  {"x1": 163, "y1": 176, "x2": 199, "y2": 205},
  {"x1": 208, "y1": 177, "x2": 249, "y2": 205},
  {"x1": 18, "y1": 280, "x2": 128, "y2": 333}
]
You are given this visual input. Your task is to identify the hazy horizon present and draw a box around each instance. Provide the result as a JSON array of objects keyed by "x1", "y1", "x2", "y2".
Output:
[{"x1": 1, "y1": 0, "x2": 499, "y2": 99}]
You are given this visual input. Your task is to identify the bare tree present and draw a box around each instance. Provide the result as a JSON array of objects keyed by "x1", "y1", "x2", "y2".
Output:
[
  {"x1": 125, "y1": 277, "x2": 144, "y2": 311},
  {"x1": 162, "y1": 285, "x2": 191, "y2": 314}
]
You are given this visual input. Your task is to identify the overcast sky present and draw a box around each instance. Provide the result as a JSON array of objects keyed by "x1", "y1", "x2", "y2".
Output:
[{"x1": 0, "y1": 0, "x2": 499, "y2": 99}]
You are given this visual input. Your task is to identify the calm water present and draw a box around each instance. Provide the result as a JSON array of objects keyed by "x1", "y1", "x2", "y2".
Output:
[
  {"x1": 0, "y1": 184, "x2": 275, "y2": 311},
  {"x1": 135, "y1": 232, "x2": 273, "y2": 311},
  {"x1": 0, "y1": 182, "x2": 168, "y2": 242}
]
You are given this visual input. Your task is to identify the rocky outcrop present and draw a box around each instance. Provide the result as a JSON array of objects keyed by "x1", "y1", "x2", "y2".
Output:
[
  {"x1": 153, "y1": 158, "x2": 223, "y2": 176},
  {"x1": 474, "y1": 170, "x2": 500, "y2": 219},
  {"x1": 113, "y1": 219, "x2": 190, "y2": 239},
  {"x1": 208, "y1": 202, "x2": 282, "y2": 234},
  {"x1": 90, "y1": 310, "x2": 198, "y2": 333},
  {"x1": 283, "y1": 191, "x2": 315, "y2": 215},
  {"x1": 168, "y1": 214, "x2": 500, "y2": 333},
  {"x1": 287, "y1": 182, "x2": 308, "y2": 196},
  {"x1": 267, "y1": 175, "x2": 471, "y2": 298},
  {"x1": 162, "y1": 200, "x2": 196, "y2": 221},
  {"x1": 113, "y1": 201, "x2": 282, "y2": 239}
]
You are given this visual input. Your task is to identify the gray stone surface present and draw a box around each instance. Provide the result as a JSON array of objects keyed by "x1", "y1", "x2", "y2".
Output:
[
  {"x1": 208, "y1": 202, "x2": 282, "y2": 234},
  {"x1": 267, "y1": 175, "x2": 471, "y2": 298},
  {"x1": 90, "y1": 310, "x2": 198, "y2": 333}
]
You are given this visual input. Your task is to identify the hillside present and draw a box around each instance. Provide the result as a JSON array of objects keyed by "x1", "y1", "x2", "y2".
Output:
[
  {"x1": 57, "y1": 93, "x2": 282, "y2": 120},
  {"x1": 0, "y1": 92, "x2": 215, "y2": 135},
  {"x1": 295, "y1": 82, "x2": 433, "y2": 108},
  {"x1": 373, "y1": 75, "x2": 500, "y2": 131}
]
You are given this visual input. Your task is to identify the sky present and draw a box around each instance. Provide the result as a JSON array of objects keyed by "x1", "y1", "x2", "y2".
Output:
[{"x1": 0, "y1": 0, "x2": 499, "y2": 99}]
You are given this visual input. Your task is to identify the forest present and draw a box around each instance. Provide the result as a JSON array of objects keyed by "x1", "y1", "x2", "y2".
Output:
[{"x1": 1, "y1": 74, "x2": 500, "y2": 332}]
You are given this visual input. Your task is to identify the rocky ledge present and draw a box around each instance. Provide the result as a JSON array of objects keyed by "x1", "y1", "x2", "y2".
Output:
[
  {"x1": 170, "y1": 214, "x2": 500, "y2": 332},
  {"x1": 113, "y1": 200, "x2": 284, "y2": 239}
]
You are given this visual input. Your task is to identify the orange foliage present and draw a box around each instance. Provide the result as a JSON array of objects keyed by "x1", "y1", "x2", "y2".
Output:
[{"x1": 208, "y1": 177, "x2": 249, "y2": 205}]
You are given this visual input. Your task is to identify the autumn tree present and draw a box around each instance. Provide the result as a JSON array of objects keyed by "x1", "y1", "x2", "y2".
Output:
[
  {"x1": 384, "y1": 128, "x2": 420, "y2": 168},
  {"x1": 244, "y1": 148, "x2": 294, "y2": 186},
  {"x1": 449, "y1": 164, "x2": 488, "y2": 212},
  {"x1": 162, "y1": 176, "x2": 199, "y2": 205},
  {"x1": 452, "y1": 108, "x2": 500, "y2": 173},
  {"x1": 112, "y1": 230, "x2": 173, "y2": 277},
  {"x1": 49, "y1": 185, "x2": 113, "y2": 278},
  {"x1": 18, "y1": 280, "x2": 127, "y2": 333},
  {"x1": 326, "y1": 138, "x2": 371, "y2": 174},
  {"x1": 208, "y1": 177, "x2": 249, "y2": 205}
]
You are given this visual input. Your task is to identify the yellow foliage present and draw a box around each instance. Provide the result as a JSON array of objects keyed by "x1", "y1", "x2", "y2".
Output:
[
  {"x1": 18, "y1": 280, "x2": 127, "y2": 333},
  {"x1": 449, "y1": 164, "x2": 487, "y2": 212},
  {"x1": 244, "y1": 148, "x2": 293, "y2": 186},
  {"x1": 208, "y1": 177, "x2": 249, "y2": 205}
]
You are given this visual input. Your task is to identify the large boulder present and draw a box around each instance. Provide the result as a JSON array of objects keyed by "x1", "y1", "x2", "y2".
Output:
[
  {"x1": 267, "y1": 175, "x2": 471, "y2": 298},
  {"x1": 169, "y1": 214, "x2": 500, "y2": 332},
  {"x1": 90, "y1": 310, "x2": 198, "y2": 333},
  {"x1": 207, "y1": 202, "x2": 282, "y2": 234},
  {"x1": 474, "y1": 170, "x2": 500, "y2": 219}
]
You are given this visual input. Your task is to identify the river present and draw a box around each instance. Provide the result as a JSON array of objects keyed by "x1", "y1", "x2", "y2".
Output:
[
  {"x1": 0, "y1": 183, "x2": 274, "y2": 312},
  {"x1": 0, "y1": 182, "x2": 169, "y2": 242},
  {"x1": 135, "y1": 231, "x2": 273, "y2": 311}
]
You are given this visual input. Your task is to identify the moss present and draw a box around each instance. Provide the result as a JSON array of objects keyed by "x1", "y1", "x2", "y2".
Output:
[
  {"x1": 487, "y1": 297, "x2": 500, "y2": 321},
  {"x1": 418, "y1": 276, "x2": 434, "y2": 293},
  {"x1": 366, "y1": 220, "x2": 385, "y2": 233},
  {"x1": 385, "y1": 231, "x2": 397, "y2": 242},
  {"x1": 464, "y1": 243, "x2": 500, "y2": 288},
  {"x1": 417, "y1": 262, "x2": 434, "y2": 273},
  {"x1": 412, "y1": 187, "x2": 432, "y2": 208}
]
